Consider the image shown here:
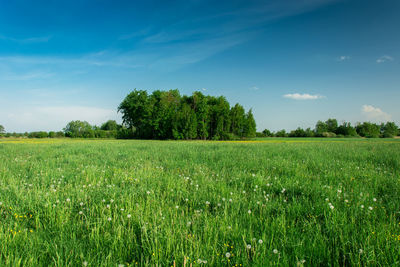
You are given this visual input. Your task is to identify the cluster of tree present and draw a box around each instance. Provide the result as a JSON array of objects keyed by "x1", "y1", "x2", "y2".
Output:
[
  {"x1": 63, "y1": 120, "x2": 120, "y2": 138},
  {"x1": 118, "y1": 89, "x2": 256, "y2": 140},
  {"x1": 257, "y1": 119, "x2": 399, "y2": 138}
]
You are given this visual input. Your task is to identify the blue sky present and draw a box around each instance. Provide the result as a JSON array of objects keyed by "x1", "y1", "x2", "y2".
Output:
[{"x1": 0, "y1": 0, "x2": 399, "y2": 132}]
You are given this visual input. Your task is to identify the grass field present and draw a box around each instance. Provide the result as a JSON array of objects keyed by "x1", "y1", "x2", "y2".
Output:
[{"x1": 0, "y1": 138, "x2": 400, "y2": 266}]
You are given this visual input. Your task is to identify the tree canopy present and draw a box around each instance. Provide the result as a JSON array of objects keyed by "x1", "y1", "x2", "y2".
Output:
[{"x1": 118, "y1": 89, "x2": 256, "y2": 140}]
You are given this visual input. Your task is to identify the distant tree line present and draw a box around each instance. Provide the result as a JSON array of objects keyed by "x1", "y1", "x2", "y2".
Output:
[
  {"x1": 117, "y1": 89, "x2": 257, "y2": 140},
  {"x1": 257, "y1": 119, "x2": 399, "y2": 138},
  {"x1": 0, "y1": 120, "x2": 120, "y2": 139}
]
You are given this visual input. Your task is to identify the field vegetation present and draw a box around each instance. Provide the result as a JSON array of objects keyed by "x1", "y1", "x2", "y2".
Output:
[{"x1": 1, "y1": 138, "x2": 400, "y2": 266}]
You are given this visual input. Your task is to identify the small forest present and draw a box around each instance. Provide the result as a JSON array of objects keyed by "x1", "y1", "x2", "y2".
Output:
[{"x1": 117, "y1": 89, "x2": 256, "y2": 140}]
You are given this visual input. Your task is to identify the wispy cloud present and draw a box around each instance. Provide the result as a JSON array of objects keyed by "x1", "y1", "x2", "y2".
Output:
[
  {"x1": 139, "y1": 0, "x2": 339, "y2": 68},
  {"x1": 249, "y1": 86, "x2": 259, "y2": 91},
  {"x1": 362, "y1": 105, "x2": 391, "y2": 122},
  {"x1": 337, "y1": 56, "x2": 350, "y2": 61},
  {"x1": 376, "y1": 55, "x2": 394, "y2": 63},
  {"x1": 0, "y1": 71, "x2": 54, "y2": 81},
  {"x1": 0, "y1": 51, "x2": 143, "y2": 71},
  {"x1": 0, "y1": 1, "x2": 340, "y2": 74},
  {"x1": 0, "y1": 34, "x2": 52, "y2": 43},
  {"x1": 283, "y1": 93, "x2": 325, "y2": 100}
]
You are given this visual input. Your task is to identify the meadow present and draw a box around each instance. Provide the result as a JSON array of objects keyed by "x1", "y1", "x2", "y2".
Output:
[{"x1": 0, "y1": 138, "x2": 399, "y2": 266}]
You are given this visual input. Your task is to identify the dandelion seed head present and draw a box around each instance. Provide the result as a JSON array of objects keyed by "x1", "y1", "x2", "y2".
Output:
[
  {"x1": 246, "y1": 244, "x2": 251, "y2": 249},
  {"x1": 273, "y1": 249, "x2": 278, "y2": 254},
  {"x1": 225, "y1": 252, "x2": 231, "y2": 258},
  {"x1": 258, "y1": 239, "x2": 263, "y2": 244}
]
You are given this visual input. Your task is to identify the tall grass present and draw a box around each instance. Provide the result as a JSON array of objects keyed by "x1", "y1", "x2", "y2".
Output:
[{"x1": 0, "y1": 139, "x2": 399, "y2": 266}]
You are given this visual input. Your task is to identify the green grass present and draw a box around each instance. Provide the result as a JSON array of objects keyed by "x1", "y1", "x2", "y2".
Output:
[{"x1": 0, "y1": 138, "x2": 399, "y2": 266}]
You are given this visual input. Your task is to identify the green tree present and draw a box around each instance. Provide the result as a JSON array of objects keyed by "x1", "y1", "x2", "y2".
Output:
[
  {"x1": 243, "y1": 109, "x2": 256, "y2": 138},
  {"x1": 64, "y1": 120, "x2": 94, "y2": 138},
  {"x1": 326, "y1": 118, "x2": 338, "y2": 133},
  {"x1": 275, "y1": 129, "x2": 287, "y2": 137},
  {"x1": 356, "y1": 122, "x2": 380, "y2": 138},
  {"x1": 0, "y1": 125, "x2": 4, "y2": 136},
  {"x1": 381, "y1": 122, "x2": 398, "y2": 138},
  {"x1": 229, "y1": 103, "x2": 246, "y2": 137},
  {"x1": 289, "y1": 127, "x2": 307, "y2": 137},
  {"x1": 118, "y1": 89, "x2": 256, "y2": 140},
  {"x1": 173, "y1": 101, "x2": 197, "y2": 140},
  {"x1": 101, "y1": 120, "x2": 119, "y2": 131},
  {"x1": 262, "y1": 129, "x2": 272, "y2": 137},
  {"x1": 207, "y1": 96, "x2": 231, "y2": 140},
  {"x1": 192, "y1": 91, "x2": 209, "y2": 140},
  {"x1": 336, "y1": 122, "x2": 358, "y2": 136},
  {"x1": 118, "y1": 89, "x2": 152, "y2": 138},
  {"x1": 315, "y1": 121, "x2": 328, "y2": 136}
]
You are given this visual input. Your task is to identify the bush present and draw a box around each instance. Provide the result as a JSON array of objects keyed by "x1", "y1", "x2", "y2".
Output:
[{"x1": 322, "y1": 132, "x2": 336, "y2": 138}]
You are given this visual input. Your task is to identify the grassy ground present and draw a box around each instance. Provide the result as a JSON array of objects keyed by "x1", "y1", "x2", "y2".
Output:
[{"x1": 0, "y1": 138, "x2": 399, "y2": 266}]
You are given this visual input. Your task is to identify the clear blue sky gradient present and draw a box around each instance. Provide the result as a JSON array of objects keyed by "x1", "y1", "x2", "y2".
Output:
[{"x1": 0, "y1": 0, "x2": 399, "y2": 132}]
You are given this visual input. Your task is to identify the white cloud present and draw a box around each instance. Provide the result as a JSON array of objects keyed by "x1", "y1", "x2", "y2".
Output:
[
  {"x1": 337, "y1": 56, "x2": 350, "y2": 61},
  {"x1": 362, "y1": 105, "x2": 391, "y2": 122},
  {"x1": 1, "y1": 106, "x2": 120, "y2": 132},
  {"x1": 283, "y1": 93, "x2": 324, "y2": 100},
  {"x1": 249, "y1": 86, "x2": 259, "y2": 91},
  {"x1": 376, "y1": 55, "x2": 394, "y2": 63}
]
